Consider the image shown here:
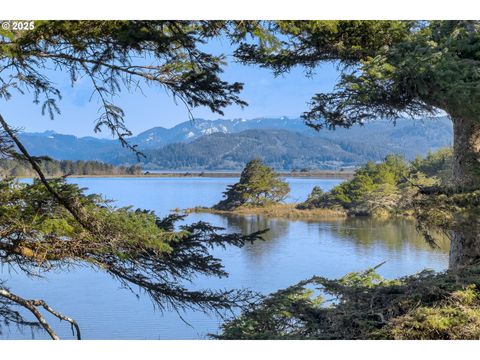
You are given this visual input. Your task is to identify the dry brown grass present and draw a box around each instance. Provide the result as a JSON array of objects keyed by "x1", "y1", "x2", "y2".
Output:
[{"x1": 184, "y1": 203, "x2": 346, "y2": 220}]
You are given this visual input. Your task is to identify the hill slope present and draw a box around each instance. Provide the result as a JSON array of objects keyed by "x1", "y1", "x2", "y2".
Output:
[
  {"x1": 17, "y1": 116, "x2": 453, "y2": 170},
  {"x1": 125, "y1": 123, "x2": 453, "y2": 170}
]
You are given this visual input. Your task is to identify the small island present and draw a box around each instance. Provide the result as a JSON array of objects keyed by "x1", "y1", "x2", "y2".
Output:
[
  {"x1": 186, "y1": 148, "x2": 452, "y2": 224},
  {"x1": 184, "y1": 159, "x2": 344, "y2": 220}
]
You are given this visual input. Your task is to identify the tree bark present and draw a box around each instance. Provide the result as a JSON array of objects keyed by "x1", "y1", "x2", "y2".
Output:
[
  {"x1": 449, "y1": 114, "x2": 480, "y2": 268},
  {"x1": 452, "y1": 115, "x2": 480, "y2": 190}
]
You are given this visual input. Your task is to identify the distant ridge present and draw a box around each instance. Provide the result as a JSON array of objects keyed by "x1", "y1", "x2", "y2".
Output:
[{"x1": 17, "y1": 116, "x2": 453, "y2": 170}]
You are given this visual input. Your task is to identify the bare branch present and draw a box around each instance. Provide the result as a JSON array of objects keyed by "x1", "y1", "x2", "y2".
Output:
[{"x1": 0, "y1": 287, "x2": 81, "y2": 340}]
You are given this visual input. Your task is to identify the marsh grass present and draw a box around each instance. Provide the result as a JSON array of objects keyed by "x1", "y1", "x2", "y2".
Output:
[{"x1": 184, "y1": 203, "x2": 347, "y2": 220}]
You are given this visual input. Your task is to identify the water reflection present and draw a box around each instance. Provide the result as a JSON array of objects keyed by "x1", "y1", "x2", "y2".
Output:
[
  {"x1": 331, "y1": 217, "x2": 450, "y2": 253},
  {"x1": 1, "y1": 177, "x2": 450, "y2": 339},
  {"x1": 219, "y1": 214, "x2": 292, "y2": 262},
  {"x1": 220, "y1": 214, "x2": 449, "y2": 256},
  {"x1": 223, "y1": 214, "x2": 290, "y2": 241}
]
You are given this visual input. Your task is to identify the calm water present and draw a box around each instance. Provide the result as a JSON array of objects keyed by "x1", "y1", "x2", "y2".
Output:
[{"x1": 0, "y1": 177, "x2": 449, "y2": 339}]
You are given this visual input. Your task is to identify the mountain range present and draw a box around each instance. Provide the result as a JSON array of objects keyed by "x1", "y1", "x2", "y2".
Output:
[{"x1": 17, "y1": 116, "x2": 453, "y2": 170}]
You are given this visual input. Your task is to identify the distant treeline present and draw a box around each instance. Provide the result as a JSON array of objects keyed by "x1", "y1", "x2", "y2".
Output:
[{"x1": 0, "y1": 158, "x2": 142, "y2": 177}]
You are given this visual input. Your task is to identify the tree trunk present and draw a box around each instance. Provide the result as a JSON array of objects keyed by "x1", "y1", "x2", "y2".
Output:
[
  {"x1": 452, "y1": 115, "x2": 480, "y2": 190},
  {"x1": 449, "y1": 114, "x2": 480, "y2": 268}
]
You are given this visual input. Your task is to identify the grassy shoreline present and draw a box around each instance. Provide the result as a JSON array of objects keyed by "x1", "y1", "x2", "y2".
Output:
[{"x1": 183, "y1": 203, "x2": 347, "y2": 220}]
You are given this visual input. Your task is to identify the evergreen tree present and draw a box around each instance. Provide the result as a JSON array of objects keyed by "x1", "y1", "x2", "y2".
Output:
[
  {"x1": 236, "y1": 20, "x2": 480, "y2": 267},
  {"x1": 298, "y1": 154, "x2": 412, "y2": 215},
  {"x1": 0, "y1": 20, "x2": 258, "y2": 339},
  {"x1": 214, "y1": 159, "x2": 290, "y2": 210},
  {"x1": 0, "y1": 158, "x2": 141, "y2": 177}
]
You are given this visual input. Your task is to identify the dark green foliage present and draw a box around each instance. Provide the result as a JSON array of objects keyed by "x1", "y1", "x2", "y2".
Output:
[
  {"x1": 214, "y1": 159, "x2": 290, "y2": 210},
  {"x1": 298, "y1": 149, "x2": 456, "y2": 217},
  {"x1": 0, "y1": 20, "x2": 263, "y2": 339},
  {"x1": 0, "y1": 177, "x2": 265, "y2": 335},
  {"x1": 0, "y1": 158, "x2": 141, "y2": 177},
  {"x1": 1, "y1": 19, "x2": 478, "y2": 337},
  {"x1": 215, "y1": 20, "x2": 480, "y2": 337},
  {"x1": 236, "y1": 20, "x2": 480, "y2": 210},
  {"x1": 216, "y1": 265, "x2": 480, "y2": 340},
  {"x1": 296, "y1": 186, "x2": 326, "y2": 210},
  {"x1": 298, "y1": 154, "x2": 411, "y2": 215},
  {"x1": 413, "y1": 185, "x2": 480, "y2": 250},
  {"x1": 1, "y1": 21, "x2": 248, "y2": 154},
  {"x1": 236, "y1": 21, "x2": 480, "y2": 128},
  {"x1": 411, "y1": 148, "x2": 453, "y2": 185}
]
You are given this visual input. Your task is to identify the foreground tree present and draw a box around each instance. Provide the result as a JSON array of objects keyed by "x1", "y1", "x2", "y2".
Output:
[
  {"x1": 236, "y1": 20, "x2": 480, "y2": 268},
  {"x1": 216, "y1": 264, "x2": 480, "y2": 340},
  {"x1": 214, "y1": 159, "x2": 290, "y2": 210},
  {"x1": 0, "y1": 20, "x2": 265, "y2": 339},
  {"x1": 0, "y1": 178, "x2": 265, "y2": 339}
]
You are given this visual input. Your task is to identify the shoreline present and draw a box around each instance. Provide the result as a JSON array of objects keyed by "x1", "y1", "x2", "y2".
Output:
[
  {"x1": 15, "y1": 170, "x2": 353, "y2": 179},
  {"x1": 183, "y1": 204, "x2": 347, "y2": 220}
]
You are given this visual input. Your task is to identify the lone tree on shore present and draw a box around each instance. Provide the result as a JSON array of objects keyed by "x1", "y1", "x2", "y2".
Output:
[
  {"x1": 235, "y1": 20, "x2": 480, "y2": 268},
  {"x1": 214, "y1": 159, "x2": 290, "y2": 210}
]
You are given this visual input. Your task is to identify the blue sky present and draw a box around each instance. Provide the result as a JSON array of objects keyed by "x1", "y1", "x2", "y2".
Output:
[{"x1": 2, "y1": 39, "x2": 340, "y2": 138}]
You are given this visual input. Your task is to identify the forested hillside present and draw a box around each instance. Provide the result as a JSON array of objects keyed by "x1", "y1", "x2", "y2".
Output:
[
  {"x1": 124, "y1": 123, "x2": 452, "y2": 170},
  {"x1": 18, "y1": 116, "x2": 453, "y2": 170},
  {"x1": 132, "y1": 129, "x2": 384, "y2": 170}
]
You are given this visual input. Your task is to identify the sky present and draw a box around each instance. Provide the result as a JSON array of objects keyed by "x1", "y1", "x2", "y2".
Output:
[{"x1": 2, "y1": 37, "x2": 340, "y2": 138}]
